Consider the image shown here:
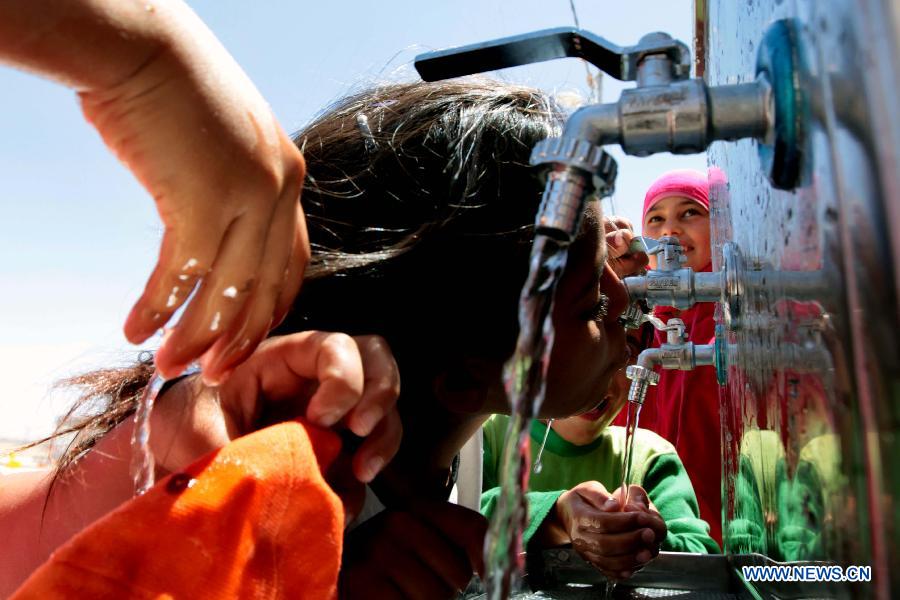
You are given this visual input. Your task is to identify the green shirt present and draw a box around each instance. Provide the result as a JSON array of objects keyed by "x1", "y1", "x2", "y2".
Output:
[{"x1": 481, "y1": 416, "x2": 720, "y2": 554}]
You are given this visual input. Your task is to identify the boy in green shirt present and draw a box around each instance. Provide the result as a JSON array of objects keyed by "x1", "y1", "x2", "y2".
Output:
[{"x1": 482, "y1": 367, "x2": 719, "y2": 580}]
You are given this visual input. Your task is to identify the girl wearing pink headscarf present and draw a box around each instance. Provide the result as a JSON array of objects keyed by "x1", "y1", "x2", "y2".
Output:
[{"x1": 614, "y1": 168, "x2": 724, "y2": 545}]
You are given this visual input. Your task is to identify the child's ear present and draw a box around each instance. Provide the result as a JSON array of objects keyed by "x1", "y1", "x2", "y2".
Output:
[{"x1": 433, "y1": 357, "x2": 502, "y2": 414}]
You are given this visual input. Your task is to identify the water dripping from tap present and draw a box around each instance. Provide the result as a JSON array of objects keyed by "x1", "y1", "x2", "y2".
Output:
[
  {"x1": 532, "y1": 419, "x2": 553, "y2": 475},
  {"x1": 130, "y1": 363, "x2": 201, "y2": 496},
  {"x1": 619, "y1": 400, "x2": 643, "y2": 508},
  {"x1": 485, "y1": 234, "x2": 569, "y2": 599}
]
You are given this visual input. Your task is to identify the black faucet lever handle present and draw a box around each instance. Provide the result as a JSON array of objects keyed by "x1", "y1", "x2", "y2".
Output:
[{"x1": 414, "y1": 26, "x2": 690, "y2": 83}]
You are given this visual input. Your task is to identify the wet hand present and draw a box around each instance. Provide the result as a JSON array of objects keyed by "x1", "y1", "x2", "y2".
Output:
[
  {"x1": 75, "y1": 3, "x2": 310, "y2": 383},
  {"x1": 340, "y1": 501, "x2": 486, "y2": 600},
  {"x1": 555, "y1": 481, "x2": 666, "y2": 580}
]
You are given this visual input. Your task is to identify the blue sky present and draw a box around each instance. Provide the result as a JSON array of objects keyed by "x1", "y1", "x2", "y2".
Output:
[{"x1": 0, "y1": 0, "x2": 705, "y2": 440}]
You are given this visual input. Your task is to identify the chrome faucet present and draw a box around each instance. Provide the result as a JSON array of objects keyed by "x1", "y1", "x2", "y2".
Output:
[
  {"x1": 625, "y1": 317, "x2": 718, "y2": 404},
  {"x1": 625, "y1": 311, "x2": 830, "y2": 405},
  {"x1": 414, "y1": 27, "x2": 783, "y2": 241},
  {"x1": 622, "y1": 238, "x2": 829, "y2": 329},
  {"x1": 622, "y1": 236, "x2": 725, "y2": 310}
]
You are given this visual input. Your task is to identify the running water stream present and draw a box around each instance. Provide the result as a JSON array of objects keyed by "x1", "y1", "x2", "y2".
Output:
[
  {"x1": 485, "y1": 235, "x2": 570, "y2": 598},
  {"x1": 131, "y1": 364, "x2": 200, "y2": 496},
  {"x1": 619, "y1": 400, "x2": 643, "y2": 508},
  {"x1": 130, "y1": 370, "x2": 167, "y2": 496}
]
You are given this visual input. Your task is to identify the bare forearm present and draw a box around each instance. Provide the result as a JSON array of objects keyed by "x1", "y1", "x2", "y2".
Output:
[{"x1": 0, "y1": 0, "x2": 208, "y2": 91}]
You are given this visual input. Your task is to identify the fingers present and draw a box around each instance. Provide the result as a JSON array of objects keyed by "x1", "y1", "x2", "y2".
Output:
[
  {"x1": 606, "y1": 228, "x2": 635, "y2": 260},
  {"x1": 200, "y1": 190, "x2": 303, "y2": 384},
  {"x1": 603, "y1": 215, "x2": 634, "y2": 234},
  {"x1": 572, "y1": 507, "x2": 654, "y2": 535},
  {"x1": 344, "y1": 336, "x2": 401, "y2": 436},
  {"x1": 568, "y1": 480, "x2": 618, "y2": 515},
  {"x1": 125, "y1": 122, "x2": 307, "y2": 382},
  {"x1": 573, "y1": 525, "x2": 657, "y2": 556},
  {"x1": 303, "y1": 333, "x2": 367, "y2": 426},
  {"x1": 223, "y1": 332, "x2": 400, "y2": 483},
  {"x1": 603, "y1": 215, "x2": 648, "y2": 279},
  {"x1": 200, "y1": 141, "x2": 309, "y2": 383},
  {"x1": 154, "y1": 208, "x2": 271, "y2": 378},
  {"x1": 614, "y1": 486, "x2": 668, "y2": 542},
  {"x1": 619, "y1": 485, "x2": 651, "y2": 510},
  {"x1": 344, "y1": 335, "x2": 403, "y2": 482},
  {"x1": 124, "y1": 224, "x2": 222, "y2": 348},
  {"x1": 246, "y1": 332, "x2": 365, "y2": 428},
  {"x1": 568, "y1": 485, "x2": 666, "y2": 579},
  {"x1": 352, "y1": 408, "x2": 402, "y2": 483},
  {"x1": 572, "y1": 520, "x2": 661, "y2": 578},
  {"x1": 271, "y1": 210, "x2": 308, "y2": 327},
  {"x1": 603, "y1": 215, "x2": 634, "y2": 261}
]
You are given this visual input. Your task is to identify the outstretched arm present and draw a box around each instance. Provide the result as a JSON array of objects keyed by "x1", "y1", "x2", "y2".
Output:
[{"x1": 0, "y1": 0, "x2": 309, "y2": 383}]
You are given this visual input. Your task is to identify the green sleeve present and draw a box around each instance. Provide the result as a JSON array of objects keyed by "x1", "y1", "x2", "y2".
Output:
[
  {"x1": 643, "y1": 453, "x2": 721, "y2": 554},
  {"x1": 480, "y1": 419, "x2": 565, "y2": 547},
  {"x1": 482, "y1": 423, "x2": 499, "y2": 492},
  {"x1": 481, "y1": 487, "x2": 565, "y2": 547}
]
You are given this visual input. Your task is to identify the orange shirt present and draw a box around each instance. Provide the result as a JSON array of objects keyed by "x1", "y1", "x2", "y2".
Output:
[{"x1": 13, "y1": 420, "x2": 345, "y2": 599}]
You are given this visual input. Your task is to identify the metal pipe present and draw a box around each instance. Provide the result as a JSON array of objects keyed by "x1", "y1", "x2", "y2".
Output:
[
  {"x1": 707, "y1": 79, "x2": 773, "y2": 142},
  {"x1": 637, "y1": 53, "x2": 676, "y2": 87},
  {"x1": 561, "y1": 102, "x2": 621, "y2": 148},
  {"x1": 743, "y1": 269, "x2": 829, "y2": 301}
]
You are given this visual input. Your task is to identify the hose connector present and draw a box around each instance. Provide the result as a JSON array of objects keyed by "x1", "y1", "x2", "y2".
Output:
[{"x1": 625, "y1": 364, "x2": 660, "y2": 405}]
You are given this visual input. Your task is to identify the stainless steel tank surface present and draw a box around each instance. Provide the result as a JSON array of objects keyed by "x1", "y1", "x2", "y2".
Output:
[{"x1": 700, "y1": 1, "x2": 899, "y2": 598}]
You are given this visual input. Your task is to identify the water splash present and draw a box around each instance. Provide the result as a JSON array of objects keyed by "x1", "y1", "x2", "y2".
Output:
[
  {"x1": 619, "y1": 400, "x2": 644, "y2": 508},
  {"x1": 130, "y1": 370, "x2": 167, "y2": 496},
  {"x1": 532, "y1": 419, "x2": 553, "y2": 475},
  {"x1": 130, "y1": 363, "x2": 200, "y2": 496},
  {"x1": 485, "y1": 235, "x2": 569, "y2": 599}
]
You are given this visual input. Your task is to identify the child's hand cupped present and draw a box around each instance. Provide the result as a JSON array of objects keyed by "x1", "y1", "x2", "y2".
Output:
[{"x1": 555, "y1": 481, "x2": 666, "y2": 580}]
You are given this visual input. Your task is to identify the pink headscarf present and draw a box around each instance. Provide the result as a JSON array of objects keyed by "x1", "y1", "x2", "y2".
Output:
[{"x1": 642, "y1": 169, "x2": 710, "y2": 221}]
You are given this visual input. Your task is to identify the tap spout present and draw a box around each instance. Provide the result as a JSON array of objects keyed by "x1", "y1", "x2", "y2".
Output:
[{"x1": 626, "y1": 317, "x2": 719, "y2": 405}]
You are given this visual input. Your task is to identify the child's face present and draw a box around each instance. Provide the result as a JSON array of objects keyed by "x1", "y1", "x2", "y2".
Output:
[
  {"x1": 550, "y1": 367, "x2": 629, "y2": 445},
  {"x1": 642, "y1": 196, "x2": 711, "y2": 271},
  {"x1": 541, "y1": 201, "x2": 631, "y2": 418},
  {"x1": 549, "y1": 333, "x2": 640, "y2": 445}
]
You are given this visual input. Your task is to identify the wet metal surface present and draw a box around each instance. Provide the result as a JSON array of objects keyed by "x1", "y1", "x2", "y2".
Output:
[
  {"x1": 704, "y1": 0, "x2": 899, "y2": 598},
  {"x1": 462, "y1": 552, "x2": 748, "y2": 599}
]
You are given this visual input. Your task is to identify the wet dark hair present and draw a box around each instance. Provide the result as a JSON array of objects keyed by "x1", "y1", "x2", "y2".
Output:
[
  {"x1": 37, "y1": 79, "x2": 563, "y2": 469},
  {"x1": 280, "y1": 80, "x2": 563, "y2": 384}
]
